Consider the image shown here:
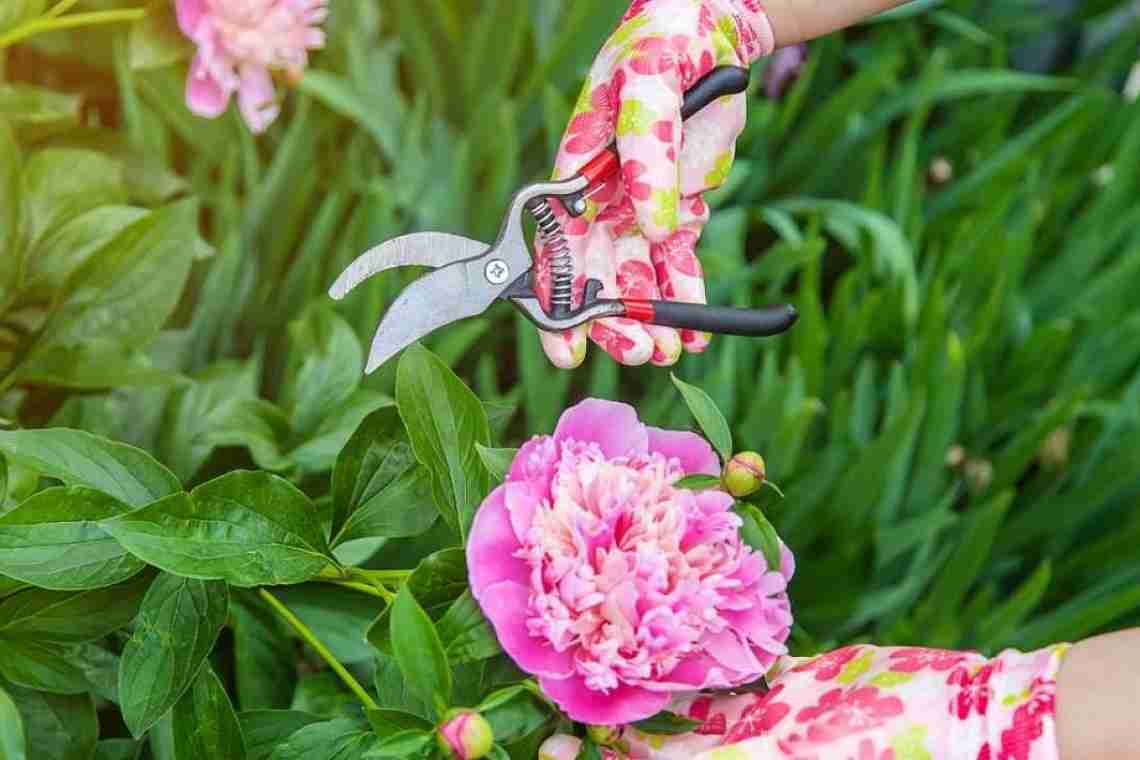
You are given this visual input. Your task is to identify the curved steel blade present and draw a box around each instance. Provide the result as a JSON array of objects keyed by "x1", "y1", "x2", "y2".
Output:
[
  {"x1": 328, "y1": 232, "x2": 489, "y2": 300},
  {"x1": 362, "y1": 261, "x2": 503, "y2": 373}
]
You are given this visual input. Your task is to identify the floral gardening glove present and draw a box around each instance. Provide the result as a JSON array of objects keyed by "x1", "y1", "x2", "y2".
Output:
[
  {"x1": 535, "y1": 0, "x2": 775, "y2": 368},
  {"x1": 538, "y1": 644, "x2": 1071, "y2": 760}
]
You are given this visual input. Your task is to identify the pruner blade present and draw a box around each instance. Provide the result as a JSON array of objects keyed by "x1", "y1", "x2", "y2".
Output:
[{"x1": 329, "y1": 231, "x2": 511, "y2": 373}]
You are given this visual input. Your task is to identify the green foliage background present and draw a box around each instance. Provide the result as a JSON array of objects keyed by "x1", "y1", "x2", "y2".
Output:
[{"x1": 0, "y1": 0, "x2": 1139, "y2": 758}]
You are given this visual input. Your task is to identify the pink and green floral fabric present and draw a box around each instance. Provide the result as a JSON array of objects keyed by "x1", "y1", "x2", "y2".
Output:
[
  {"x1": 539, "y1": 644, "x2": 1069, "y2": 759},
  {"x1": 536, "y1": 0, "x2": 775, "y2": 368}
]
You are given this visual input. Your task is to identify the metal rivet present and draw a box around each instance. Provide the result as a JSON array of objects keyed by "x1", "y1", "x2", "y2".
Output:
[{"x1": 484, "y1": 259, "x2": 510, "y2": 285}]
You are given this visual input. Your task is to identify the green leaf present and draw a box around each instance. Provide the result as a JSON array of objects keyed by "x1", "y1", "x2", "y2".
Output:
[
  {"x1": 0, "y1": 84, "x2": 78, "y2": 133},
  {"x1": 205, "y1": 399, "x2": 294, "y2": 473},
  {"x1": 0, "y1": 573, "x2": 150, "y2": 642},
  {"x1": 0, "y1": 683, "x2": 24, "y2": 760},
  {"x1": 631, "y1": 710, "x2": 704, "y2": 736},
  {"x1": 118, "y1": 574, "x2": 229, "y2": 736},
  {"x1": 0, "y1": 487, "x2": 144, "y2": 590},
  {"x1": 575, "y1": 736, "x2": 603, "y2": 760},
  {"x1": 365, "y1": 709, "x2": 433, "y2": 737},
  {"x1": 94, "y1": 739, "x2": 143, "y2": 760},
  {"x1": 238, "y1": 710, "x2": 323, "y2": 760},
  {"x1": 289, "y1": 390, "x2": 392, "y2": 475},
  {"x1": 0, "y1": 640, "x2": 89, "y2": 694},
  {"x1": 674, "y1": 474, "x2": 721, "y2": 491},
  {"x1": 170, "y1": 666, "x2": 246, "y2": 760},
  {"x1": 477, "y1": 686, "x2": 550, "y2": 745},
  {"x1": 5, "y1": 683, "x2": 97, "y2": 760},
  {"x1": 10, "y1": 341, "x2": 182, "y2": 391},
  {"x1": 335, "y1": 467, "x2": 436, "y2": 545},
  {"x1": 103, "y1": 471, "x2": 334, "y2": 587},
  {"x1": 396, "y1": 343, "x2": 492, "y2": 537},
  {"x1": 435, "y1": 591, "x2": 502, "y2": 664},
  {"x1": 330, "y1": 406, "x2": 417, "y2": 540},
  {"x1": 0, "y1": 1, "x2": 45, "y2": 35},
  {"x1": 735, "y1": 502, "x2": 783, "y2": 572},
  {"x1": 474, "y1": 445, "x2": 516, "y2": 482},
  {"x1": 670, "y1": 374, "x2": 732, "y2": 461},
  {"x1": 390, "y1": 584, "x2": 451, "y2": 717},
  {"x1": 20, "y1": 149, "x2": 125, "y2": 252},
  {"x1": 282, "y1": 305, "x2": 364, "y2": 440},
  {"x1": 372, "y1": 653, "x2": 431, "y2": 721},
  {"x1": 0, "y1": 429, "x2": 179, "y2": 507},
  {"x1": 267, "y1": 717, "x2": 375, "y2": 760},
  {"x1": 368, "y1": 548, "x2": 467, "y2": 654},
  {"x1": 27, "y1": 199, "x2": 200, "y2": 359},
  {"x1": 232, "y1": 596, "x2": 296, "y2": 711},
  {"x1": 363, "y1": 729, "x2": 434, "y2": 760},
  {"x1": 128, "y1": 0, "x2": 194, "y2": 70},
  {"x1": 0, "y1": 120, "x2": 19, "y2": 292}
]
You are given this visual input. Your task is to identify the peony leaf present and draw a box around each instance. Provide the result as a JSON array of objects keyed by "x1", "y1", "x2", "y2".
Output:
[
  {"x1": 0, "y1": 428, "x2": 179, "y2": 508},
  {"x1": 0, "y1": 573, "x2": 150, "y2": 642},
  {"x1": 237, "y1": 710, "x2": 323, "y2": 760},
  {"x1": 734, "y1": 502, "x2": 783, "y2": 572},
  {"x1": 674, "y1": 474, "x2": 721, "y2": 491},
  {"x1": 390, "y1": 585, "x2": 451, "y2": 718},
  {"x1": 396, "y1": 343, "x2": 491, "y2": 539},
  {"x1": 474, "y1": 444, "x2": 516, "y2": 482},
  {"x1": 118, "y1": 574, "x2": 229, "y2": 736},
  {"x1": 169, "y1": 666, "x2": 246, "y2": 760},
  {"x1": 3, "y1": 682, "x2": 96, "y2": 760},
  {"x1": 670, "y1": 374, "x2": 733, "y2": 462},
  {"x1": 266, "y1": 717, "x2": 376, "y2": 760},
  {"x1": 631, "y1": 710, "x2": 704, "y2": 736},
  {"x1": 0, "y1": 486, "x2": 145, "y2": 590},
  {"x1": 0, "y1": 683, "x2": 24, "y2": 760},
  {"x1": 103, "y1": 471, "x2": 335, "y2": 587},
  {"x1": 476, "y1": 686, "x2": 550, "y2": 745}
]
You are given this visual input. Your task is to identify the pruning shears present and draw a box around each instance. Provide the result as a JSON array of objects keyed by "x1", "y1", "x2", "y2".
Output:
[{"x1": 330, "y1": 66, "x2": 798, "y2": 374}]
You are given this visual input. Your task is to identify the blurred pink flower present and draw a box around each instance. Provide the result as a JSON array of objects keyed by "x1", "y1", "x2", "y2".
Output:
[
  {"x1": 468, "y1": 399, "x2": 795, "y2": 725},
  {"x1": 175, "y1": 0, "x2": 328, "y2": 133},
  {"x1": 765, "y1": 43, "x2": 808, "y2": 99}
]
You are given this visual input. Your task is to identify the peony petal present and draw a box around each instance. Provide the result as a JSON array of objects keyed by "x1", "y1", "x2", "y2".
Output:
[
  {"x1": 704, "y1": 629, "x2": 764, "y2": 675},
  {"x1": 539, "y1": 674, "x2": 669, "y2": 724},
  {"x1": 647, "y1": 427, "x2": 720, "y2": 475},
  {"x1": 481, "y1": 582, "x2": 574, "y2": 679},
  {"x1": 185, "y1": 53, "x2": 230, "y2": 118},
  {"x1": 553, "y1": 399, "x2": 648, "y2": 458},
  {"x1": 503, "y1": 481, "x2": 537, "y2": 545},
  {"x1": 506, "y1": 435, "x2": 558, "y2": 492},
  {"x1": 236, "y1": 64, "x2": 279, "y2": 133},
  {"x1": 175, "y1": 0, "x2": 206, "y2": 37},
  {"x1": 646, "y1": 652, "x2": 737, "y2": 691},
  {"x1": 467, "y1": 487, "x2": 529, "y2": 597},
  {"x1": 780, "y1": 542, "x2": 796, "y2": 581}
]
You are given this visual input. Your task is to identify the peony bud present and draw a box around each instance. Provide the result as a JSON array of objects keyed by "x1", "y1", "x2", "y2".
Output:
[
  {"x1": 1038, "y1": 427, "x2": 1071, "y2": 471},
  {"x1": 722, "y1": 452, "x2": 767, "y2": 498},
  {"x1": 928, "y1": 156, "x2": 954, "y2": 185},
  {"x1": 964, "y1": 458, "x2": 994, "y2": 495},
  {"x1": 437, "y1": 710, "x2": 494, "y2": 760},
  {"x1": 587, "y1": 725, "x2": 621, "y2": 745}
]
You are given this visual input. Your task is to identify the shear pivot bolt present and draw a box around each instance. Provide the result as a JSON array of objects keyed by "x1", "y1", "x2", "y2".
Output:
[{"x1": 485, "y1": 259, "x2": 510, "y2": 285}]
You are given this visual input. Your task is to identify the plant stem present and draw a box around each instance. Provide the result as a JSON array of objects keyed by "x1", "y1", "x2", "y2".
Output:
[
  {"x1": 347, "y1": 568, "x2": 398, "y2": 602},
  {"x1": 326, "y1": 578, "x2": 393, "y2": 602},
  {"x1": 358, "y1": 568, "x2": 412, "y2": 583},
  {"x1": 47, "y1": 0, "x2": 82, "y2": 17},
  {"x1": 258, "y1": 588, "x2": 379, "y2": 710},
  {"x1": 0, "y1": 9, "x2": 146, "y2": 49}
]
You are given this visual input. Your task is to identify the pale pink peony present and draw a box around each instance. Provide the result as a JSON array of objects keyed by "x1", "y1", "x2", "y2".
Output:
[
  {"x1": 175, "y1": 0, "x2": 328, "y2": 133},
  {"x1": 468, "y1": 399, "x2": 795, "y2": 725}
]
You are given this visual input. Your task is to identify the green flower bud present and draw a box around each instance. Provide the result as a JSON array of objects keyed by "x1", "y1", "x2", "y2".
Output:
[
  {"x1": 722, "y1": 452, "x2": 767, "y2": 498},
  {"x1": 437, "y1": 710, "x2": 494, "y2": 760},
  {"x1": 587, "y1": 724, "x2": 620, "y2": 745}
]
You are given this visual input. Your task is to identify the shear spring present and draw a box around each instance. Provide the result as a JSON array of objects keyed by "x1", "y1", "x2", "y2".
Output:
[{"x1": 528, "y1": 198, "x2": 574, "y2": 315}]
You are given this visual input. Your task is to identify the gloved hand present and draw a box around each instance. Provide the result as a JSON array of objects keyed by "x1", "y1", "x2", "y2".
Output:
[
  {"x1": 538, "y1": 644, "x2": 1070, "y2": 760},
  {"x1": 535, "y1": 0, "x2": 774, "y2": 368}
]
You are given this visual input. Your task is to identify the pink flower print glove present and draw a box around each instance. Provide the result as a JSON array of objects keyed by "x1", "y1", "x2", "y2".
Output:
[
  {"x1": 537, "y1": 644, "x2": 1071, "y2": 760},
  {"x1": 535, "y1": 0, "x2": 775, "y2": 368}
]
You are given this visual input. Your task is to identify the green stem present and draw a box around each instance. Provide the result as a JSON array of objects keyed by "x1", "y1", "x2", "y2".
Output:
[
  {"x1": 326, "y1": 578, "x2": 393, "y2": 602},
  {"x1": 347, "y1": 569, "x2": 398, "y2": 602},
  {"x1": 258, "y1": 588, "x2": 379, "y2": 711},
  {"x1": 0, "y1": 9, "x2": 146, "y2": 48},
  {"x1": 358, "y1": 568, "x2": 413, "y2": 583},
  {"x1": 46, "y1": 0, "x2": 82, "y2": 17}
]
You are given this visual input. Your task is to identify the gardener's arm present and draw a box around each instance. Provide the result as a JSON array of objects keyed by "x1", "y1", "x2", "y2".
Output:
[
  {"x1": 766, "y1": 0, "x2": 910, "y2": 45},
  {"x1": 1056, "y1": 628, "x2": 1140, "y2": 760}
]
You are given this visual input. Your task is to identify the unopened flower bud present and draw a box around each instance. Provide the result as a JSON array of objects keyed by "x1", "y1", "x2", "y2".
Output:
[
  {"x1": 964, "y1": 458, "x2": 994, "y2": 495},
  {"x1": 1038, "y1": 427, "x2": 1071, "y2": 471},
  {"x1": 929, "y1": 156, "x2": 954, "y2": 185},
  {"x1": 437, "y1": 710, "x2": 493, "y2": 760},
  {"x1": 945, "y1": 445, "x2": 966, "y2": 469},
  {"x1": 587, "y1": 725, "x2": 621, "y2": 745},
  {"x1": 723, "y1": 452, "x2": 767, "y2": 498}
]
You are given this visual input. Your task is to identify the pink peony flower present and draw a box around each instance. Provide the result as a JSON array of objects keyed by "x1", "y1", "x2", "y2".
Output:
[
  {"x1": 468, "y1": 399, "x2": 795, "y2": 725},
  {"x1": 175, "y1": 0, "x2": 328, "y2": 133}
]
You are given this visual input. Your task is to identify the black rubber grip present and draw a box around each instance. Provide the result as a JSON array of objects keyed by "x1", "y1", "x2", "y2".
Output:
[
  {"x1": 680, "y1": 66, "x2": 751, "y2": 120},
  {"x1": 648, "y1": 302, "x2": 798, "y2": 337}
]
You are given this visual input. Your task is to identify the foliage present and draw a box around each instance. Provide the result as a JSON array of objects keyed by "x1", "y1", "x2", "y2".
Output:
[{"x1": 1, "y1": 0, "x2": 1139, "y2": 757}]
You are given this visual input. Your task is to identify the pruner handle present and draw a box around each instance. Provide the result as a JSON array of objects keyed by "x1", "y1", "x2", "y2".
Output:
[
  {"x1": 622, "y1": 299, "x2": 799, "y2": 337},
  {"x1": 564, "y1": 66, "x2": 751, "y2": 217}
]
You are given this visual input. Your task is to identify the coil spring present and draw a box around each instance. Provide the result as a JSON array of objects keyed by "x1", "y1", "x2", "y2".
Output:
[{"x1": 528, "y1": 198, "x2": 574, "y2": 314}]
